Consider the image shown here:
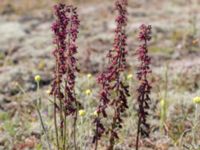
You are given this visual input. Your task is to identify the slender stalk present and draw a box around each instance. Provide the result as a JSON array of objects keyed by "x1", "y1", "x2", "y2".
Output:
[
  {"x1": 54, "y1": 96, "x2": 60, "y2": 150},
  {"x1": 136, "y1": 115, "x2": 141, "y2": 150},
  {"x1": 135, "y1": 24, "x2": 152, "y2": 150},
  {"x1": 73, "y1": 108, "x2": 78, "y2": 150},
  {"x1": 164, "y1": 63, "x2": 168, "y2": 100},
  {"x1": 94, "y1": 114, "x2": 100, "y2": 150},
  {"x1": 160, "y1": 64, "x2": 168, "y2": 134},
  {"x1": 35, "y1": 81, "x2": 51, "y2": 150},
  {"x1": 108, "y1": 74, "x2": 120, "y2": 150},
  {"x1": 94, "y1": 134, "x2": 98, "y2": 150},
  {"x1": 51, "y1": 4, "x2": 80, "y2": 150},
  {"x1": 93, "y1": 1, "x2": 129, "y2": 149},
  {"x1": 63, "y1": 82, "x2": 67, "y2": 150},
  {"x1": 108, "y1": 116, "x2": 116, "y2": 150},
  {"x1": 68, "y1": 7, "x2": 78, "y2": 150},
  {"x1": 192, "y1": 104, "x2": 198, "y2": 145},
  {"x1": 63, "y1": 114, "x2": 67, "y2": 150},
  {"x1": 55, "y1": 39, "x2": 64, "y2": 142},
  {"x1": 54, "y1": 49, "x2": 61, "y2": 150},
  {"x1": 36, "y1": 105, "x2": 52, "y2": 150},
  {"x1": 59, "y1": 98, "x2": 64, "y2": 139}
]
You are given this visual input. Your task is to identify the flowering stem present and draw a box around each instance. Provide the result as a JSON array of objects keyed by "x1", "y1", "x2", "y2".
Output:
[
  {"x1": 136, "y1": 108, "x2": 141, "y2": 150},
  {"x1": 108, "y1": 74, "x2": 120, "y2": 150},
  {"x1": 93, "y1": 0, "x2": 129, "y2": 149},
  {"x1": 135, "y1": 24, "x2": 152, "y2": 150},
  {"x1": 51, "y1": 4, "x2": 80, "y2": 150}
]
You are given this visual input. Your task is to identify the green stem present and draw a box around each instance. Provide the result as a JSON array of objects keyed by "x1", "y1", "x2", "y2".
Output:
[
  {"x1": 73, "y1": 108, "x2": 78, "y2": 150},
  {"x1": 63, "y1": 115, "x2": 67, "y2": 150},
  {"x1": 36, "y1": 81, "x2": 51, "y2": 150},
  {"x1": 192, "y1": 104, "x2": 198, "y2": 145},
  {"x1": 136, "y1": 115, "x2": 141, "y2": 150},
  {"x1": 54, "y1": 96, "x2": 60, "y2": 150}
]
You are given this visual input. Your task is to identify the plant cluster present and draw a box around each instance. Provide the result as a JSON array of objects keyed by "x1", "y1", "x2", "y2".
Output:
[
  {"x1": 50, "y1": 3, "x2": 81, "y2": 150},
  {"x1": 93, "y1": 0, "x2": 129, "y2": 149},
  {"x1": 48, "y1": 1, "x2": 153, "y2": 150}
]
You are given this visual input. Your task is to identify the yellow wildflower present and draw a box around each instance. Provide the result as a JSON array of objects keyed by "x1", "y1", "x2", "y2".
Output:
[
  {"x1": 193, "y1": 97, "x2": 200, "y2": 104},
  {"x1": 87, "y1": 73, "x2": 92, "y2": 79},
  {"x1": 85, "y1": 89, "x2": 92, "y2": 95},
  {"x1": 93, "y1": 111, "x2": 98, "y2": 117},
  {"x1": 127, "y1": 74, "x2": 133, "y2": 80},
  {"x1": 160, "y1": 99, "x2": 166, "y2": 107},
  {"x1": 79, "y1": 109, "x2": 86, "y2": 116},
  {"x1": 34, "y1": 75, "x2": 41, "y2": 82},
  {"x1": 46, "y1": 89, "x2": 51, "y2": 95}
]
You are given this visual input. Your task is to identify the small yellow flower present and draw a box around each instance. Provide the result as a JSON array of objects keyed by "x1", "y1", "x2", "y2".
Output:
[
  {"x1": 160, "y1": 99, "x2": 166, "y2": 107},
  {"x1": 93, "y1": 111, "x2": 98, "y2": 117},
  {"x1": 34, "y1": 75, "x2": 41, "y2": 82},
  {"x1": 193, "y1": 97, "x2": 200, "y2": 104},
  {"x1": 79, "y1": 109, "x2": 86, "y2": 116},
  {"x1": 85, "y1": 89, "x2": 92, "y2": 95},
  {"x1": 127, "y1": 74, "x2": 133, "y2": 80},
  {"x1": 87, "y1": 73, "x2": 92, "y2": 79},
  {"x1": 46, "y1": 89, "x2": 51, "y2": 95}
]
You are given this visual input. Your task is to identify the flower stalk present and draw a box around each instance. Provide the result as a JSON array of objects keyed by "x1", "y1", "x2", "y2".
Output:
[
  {"x1": 93, "y1": 0, "x2": 129, "y2": 149},
  {"x1": 135, "y1": 24, "x2": 152, "y2": 150},
  {"x1": 50, "y1": 3, "x2": 80, "y2": 150},
  {"x1": 35, "y1": 76, "x2": 52, "y2": 150}
]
